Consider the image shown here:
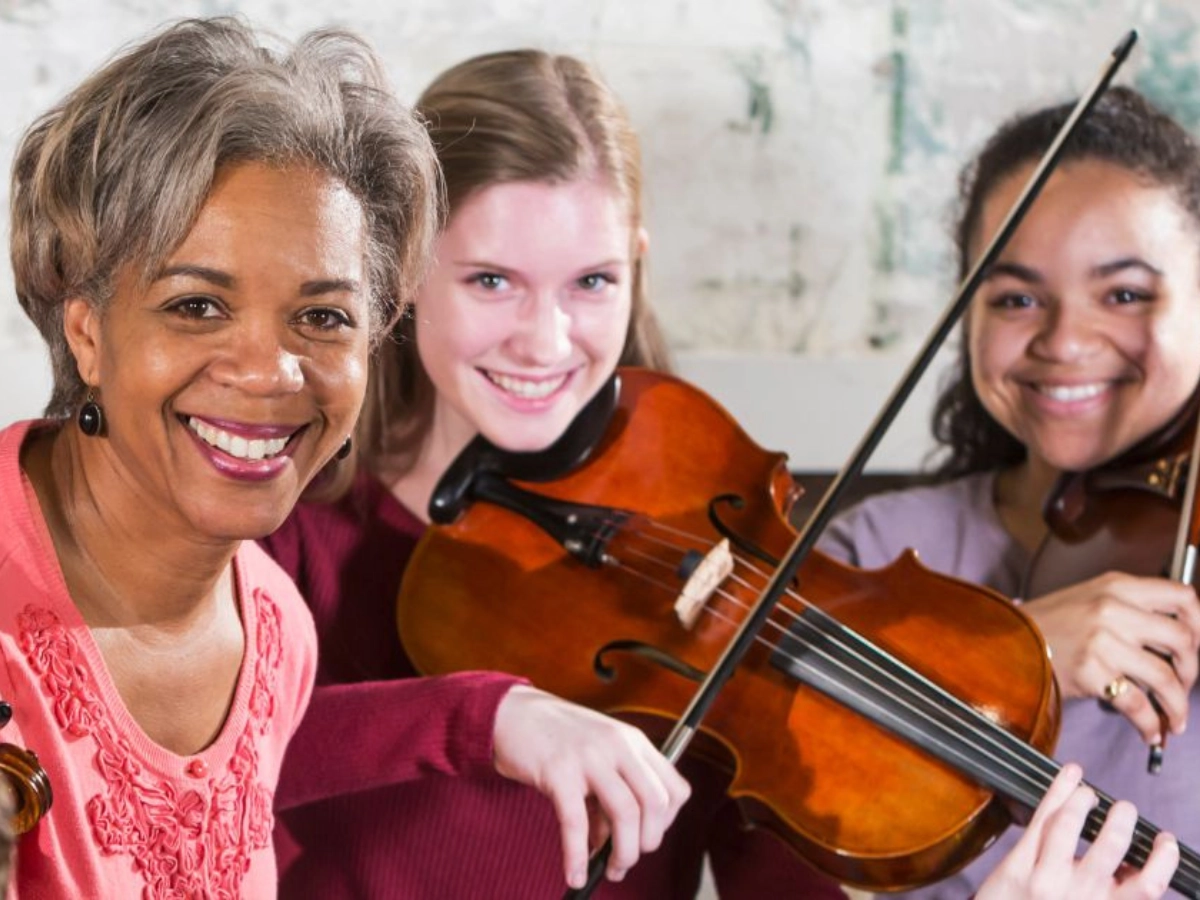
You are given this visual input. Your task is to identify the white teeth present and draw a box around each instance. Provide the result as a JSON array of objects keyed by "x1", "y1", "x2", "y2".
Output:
[
  {"x1": 1037, "y1": 383, "x2": 1107, "y2": 402},
  {"x1": 485, "y1": 371, "x2": 568, "y2": 399},
  {"x1": 187, "y1": 417, "x2": 289, "y2": 461}
]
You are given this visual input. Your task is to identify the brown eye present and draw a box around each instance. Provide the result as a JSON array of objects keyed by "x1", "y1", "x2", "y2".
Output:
[
  {"x1": 297, "y1": 307, "x2": 354, "y2": 331},
  {"x1": 167, "y1": 296, "x2": 223, "y2": 319},
  {"x1": 1111, "y1": 288, "x2": 1150, "y2": 305},
  {"x1": 990, "y1": 292, "x2": 1037, "y2": 310}
]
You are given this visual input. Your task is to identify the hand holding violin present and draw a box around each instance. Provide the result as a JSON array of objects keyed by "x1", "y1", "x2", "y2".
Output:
[
  {"x1": 977, "y1": 764, "x2": 1179, "y2": 899},
  {"x1": 492, "y1": 685, "x2": 691, "y2": 889},
  {"x1": 1023, "y1": 572, "x2": 1200, "y2": 744}
]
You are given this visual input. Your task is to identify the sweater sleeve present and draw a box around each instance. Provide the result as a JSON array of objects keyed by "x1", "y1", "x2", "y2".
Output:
[{"x1": 274, "y1": 669, "x2": 525, "y2": 811}]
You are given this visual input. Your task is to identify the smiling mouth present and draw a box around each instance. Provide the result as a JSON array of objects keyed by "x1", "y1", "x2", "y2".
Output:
[
  {"x1": 186, "y1": 416, "x2": 295, "y2": 461},
  {"x1": 1033, "y1": 382, "x2": 1110, "y2": 402},
  {"x1": 482, "y1": 370, "x2": 570, "y2": 400}
]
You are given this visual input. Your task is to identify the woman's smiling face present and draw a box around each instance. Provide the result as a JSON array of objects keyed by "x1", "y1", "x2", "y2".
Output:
[
  {"x1": 414, "y1": 177, "x2": 637, "y2": 456},
  {"x1": 968, "y1": 158, "x2": 1200, "y2": 476},
  {"x1": 66, "y1": 161, "x2": 372, "y2": 541}
]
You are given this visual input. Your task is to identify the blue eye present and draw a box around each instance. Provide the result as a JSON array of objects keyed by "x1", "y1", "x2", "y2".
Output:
[
  {"x1": 577, "y1": 273, "x2": 616, "y2": 292},
  {"x1": 471, "y1": 272, "x2": 509, "y2": 291}
]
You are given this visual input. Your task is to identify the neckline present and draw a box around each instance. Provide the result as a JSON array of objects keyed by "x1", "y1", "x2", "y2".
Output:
[{"x1": 8, "y1": 420, "x2": 257, "y2": 775}]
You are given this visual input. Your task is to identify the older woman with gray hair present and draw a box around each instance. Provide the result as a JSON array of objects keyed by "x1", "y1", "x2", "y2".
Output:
[{"x1": 0, "y1": 16, "x2": 434, "y2": 896}]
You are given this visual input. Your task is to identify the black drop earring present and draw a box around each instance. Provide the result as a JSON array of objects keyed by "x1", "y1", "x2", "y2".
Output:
[
  {"x1": 335, "y1": 437, "x2": 352, "y2": 461},
  {"x1": 77, "y1": 391, "x2": 105, "y2": 437}
]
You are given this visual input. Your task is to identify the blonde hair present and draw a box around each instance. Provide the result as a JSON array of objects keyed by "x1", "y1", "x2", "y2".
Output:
[
  {"x1": 357, "y1": 49, "x2": 670, "y2": 477},
  {"x1": 11, "y1": 16, "x2": 440, "y2": 420}
]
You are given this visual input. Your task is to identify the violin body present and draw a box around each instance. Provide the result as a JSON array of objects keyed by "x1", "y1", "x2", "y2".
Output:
[{"x1": 398, "y1": 368, "x2": 1060, "y2": 892}]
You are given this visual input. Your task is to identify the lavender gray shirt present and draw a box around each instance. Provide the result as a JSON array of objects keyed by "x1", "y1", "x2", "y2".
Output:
[{"x1": 819, "y1": 471, "x2": 1200, "y2": 899}]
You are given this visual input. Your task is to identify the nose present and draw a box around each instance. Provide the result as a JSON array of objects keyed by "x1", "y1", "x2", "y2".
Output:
[
  {"x1": 210, "y1": 321, "x2": 304, "y2": 395},
  {"x1": 508, "y1": 293, "x2": 571, "y2": 366},
  {"x1": 1029, "y1": 301, "x2": 1103, "y2": 363}
]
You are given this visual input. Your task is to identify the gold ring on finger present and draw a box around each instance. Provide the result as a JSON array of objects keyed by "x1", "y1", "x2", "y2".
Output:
[{"x1": 1103, "y1": 676, "x2": 1130, "y2": 701}]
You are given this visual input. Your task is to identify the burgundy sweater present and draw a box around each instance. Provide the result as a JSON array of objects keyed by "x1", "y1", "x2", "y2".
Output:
[{"x1": 262, "y1": 470, "x2": 845, "y2": 899}]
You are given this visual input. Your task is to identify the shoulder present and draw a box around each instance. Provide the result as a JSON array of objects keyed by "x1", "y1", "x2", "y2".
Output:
[
  {"x1": 819, "y1": 472, "x2": 999, "y2": 570},
  {"x1": 0, "y1": 421, "x2": 46, "y2": 551}
]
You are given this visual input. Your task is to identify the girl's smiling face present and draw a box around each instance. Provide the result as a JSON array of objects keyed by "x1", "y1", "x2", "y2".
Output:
[
  {"x1": 968, "y1": 158, "x2": 1200, "y2": 477},
  {"x1": 415, "y1": 178, "x2": 638, "y2": 456},
  {"x1": 67, "y1": 161, "x2": 371, "y2": 541}
]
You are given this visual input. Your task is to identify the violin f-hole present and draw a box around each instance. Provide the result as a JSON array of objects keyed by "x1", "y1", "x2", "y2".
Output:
[{"x1": 593, "y1": 640, "x2": 708, "y2": 684}]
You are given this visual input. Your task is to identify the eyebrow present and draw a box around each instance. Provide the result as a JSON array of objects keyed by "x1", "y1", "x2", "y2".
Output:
[
  {"x1": 982, "y1": 261, "x2": 1042, "y2": 284},
  {"x1": 156, "y1": 264, "x2": 235, "y2": 289},
  {"x1": 155, "y1": 264, "x2": 360, "y2": 296},
  {"x1": 982, "y1": 257, "x2": 1164, "y2": 283},
  {"x1": 1091, "y1": 257, "x2": 1164, "y2": 278}
]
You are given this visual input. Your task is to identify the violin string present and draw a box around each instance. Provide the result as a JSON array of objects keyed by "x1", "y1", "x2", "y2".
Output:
[
  {"x1": 574, "y1": 510, "x2": 1192, "y2": 879},
  {"x1": 612, "y1": 524, "x2": 1061, "y2": 794},
  {"x1": 617, "y1": 528, "x2": 1060, "y2": 797},
  {"x1": 693, "y1": 520, "x2": 1196, "y2": 879},
  {"x1": 717, "y1": 552, "x2": 1191, "y2": 877},
  {"x1": 625, "y1": 553, "x2": 1192, "y2": 882},
  {"x1": 611, "y1": 553, "x2": 1192, "y2": 881},
  {"x1": 598, "y1": 518, "x2": 1199, "y2": 881}
]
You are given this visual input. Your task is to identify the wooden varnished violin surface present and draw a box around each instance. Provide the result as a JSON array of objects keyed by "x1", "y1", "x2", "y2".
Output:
[
  {"x1": 1025, "y1": 393, "x2": 1200, "y2": 599},
  {"x1": 396, "y1": 368, "x2": 1079, "y2": 892}
]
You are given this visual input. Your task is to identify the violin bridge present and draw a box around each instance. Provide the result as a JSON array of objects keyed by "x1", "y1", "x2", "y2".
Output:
[{"x1": 674, "y1": 539, "x2": 734, "y2": 630}]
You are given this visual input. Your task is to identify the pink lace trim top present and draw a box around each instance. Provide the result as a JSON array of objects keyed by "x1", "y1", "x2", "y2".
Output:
[{"x1": 0, "y1": 420, "x2": 317, "y2": 899}]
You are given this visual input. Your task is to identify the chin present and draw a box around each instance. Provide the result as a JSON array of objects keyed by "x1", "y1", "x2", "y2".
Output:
[
  {"x1": 187, "y1": 495, "x2": 294, "y2": 543},
  {"x1": 1037, "y1": 447, "x2": 1113, "y2": 474},
  {"x1": 486, "y1": 418, "x2": 573, "y2": 454}
]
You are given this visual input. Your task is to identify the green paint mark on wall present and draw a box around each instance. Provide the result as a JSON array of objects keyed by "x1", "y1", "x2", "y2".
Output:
[
  {"x1": 1134, "y1": 17, "x2": 1200, "y2": 132},
  {"x1": 887, "y1": 4, "x2": 908, "y2": 175}
]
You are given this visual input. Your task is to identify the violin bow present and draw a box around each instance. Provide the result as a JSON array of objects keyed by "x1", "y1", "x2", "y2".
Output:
[
  {"x1": 1148, "y1": 403, "x2": 1200, "y2": 773},
  {"x1": 565, "y1": 28, "x2": 1139, "y2": 899}
]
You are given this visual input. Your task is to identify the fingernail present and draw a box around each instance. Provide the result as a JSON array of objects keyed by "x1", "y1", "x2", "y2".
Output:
[{"x1": 570, "y1": 870, "x2": 585, "y2": 889}]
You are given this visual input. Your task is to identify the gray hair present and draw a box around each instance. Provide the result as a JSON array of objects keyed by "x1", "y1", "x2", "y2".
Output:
[{"x1": 10, "y1": 16, "x2": 441, "y2": 417}]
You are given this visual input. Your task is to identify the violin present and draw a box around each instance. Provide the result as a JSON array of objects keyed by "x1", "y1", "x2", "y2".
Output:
[
  {"x1": 0, "y1": 700, "x2": 53, "y2": 835},
  {"x1": 397, "y1": 367, "x2": 1200, "y2": 895}
]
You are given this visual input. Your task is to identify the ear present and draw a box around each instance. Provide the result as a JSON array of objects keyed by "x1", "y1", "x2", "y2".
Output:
[
  {"x1": 635, "y1": 227, "x2": 649, "y2": 258},
  {"x1": 63, "y1": 297, "x2": 103, "y2": 387}
]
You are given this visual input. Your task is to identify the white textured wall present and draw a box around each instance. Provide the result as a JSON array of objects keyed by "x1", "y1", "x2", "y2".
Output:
[{"x1": 2, "y1": 0, "x2": 1198, "y2": 469}]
